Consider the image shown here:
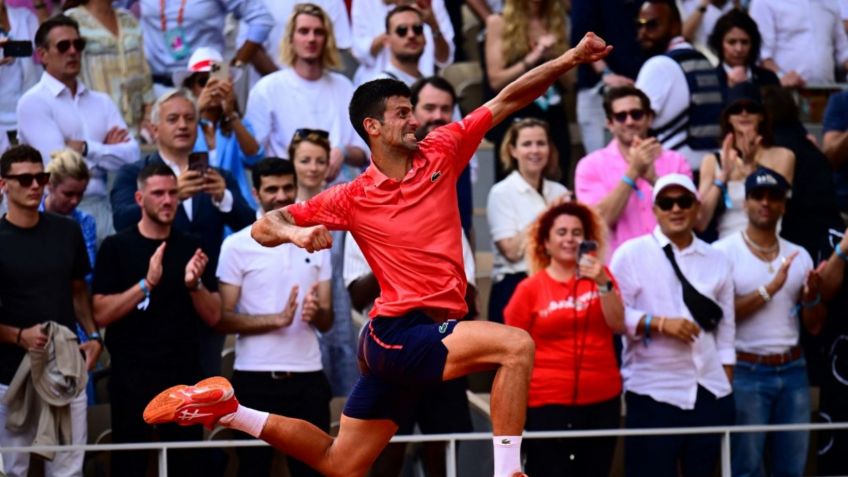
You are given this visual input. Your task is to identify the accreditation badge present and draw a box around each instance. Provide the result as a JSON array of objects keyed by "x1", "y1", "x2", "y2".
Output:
[{"x1": 164, "y1": 26, "x2": 190, "y2": 61}]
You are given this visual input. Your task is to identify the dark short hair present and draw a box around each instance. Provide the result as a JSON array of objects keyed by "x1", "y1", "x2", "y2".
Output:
[
  {"x1": 252, "y1": 157, "x2": 296, "y2": 190},
  {"x1": 708, "y1": 9, "x2": 762, "y2": 66},
  {"x1": 761, "y1": 85, "x2": 800, "y2": 128},
  {"x1": 137, "y1": 162, "x2": 177, "y2": 189},
  {"x1": 35, "y1": 14, "x2": 80, "y2": 49},
  {"x1": 410, "y1": 76, "x2": 457, "y2": 108},
  {"x1": 643, "y1": 0, "x2": 681, "y2": 24},
  {"x1": 1, "y1": 145, "x2": 43, "y2": 177},
  {"x1": 385, "y1": 5, "x2": 422, "y2": 33},
  {"x1": 349, "y1": 78, "x2": 412, "y2": 146},
  {"x1": 602, "y1": 86, "x2": 653, "y2": 119}
]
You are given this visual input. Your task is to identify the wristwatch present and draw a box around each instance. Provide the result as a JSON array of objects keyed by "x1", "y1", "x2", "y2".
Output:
[{"x1": 598, "y1": 280, "x2": 614, "y2": 294}]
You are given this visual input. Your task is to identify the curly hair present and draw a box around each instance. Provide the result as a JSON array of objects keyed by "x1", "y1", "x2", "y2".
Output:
[
  {"x1": 499, "y1": 118, "x2": 560, "y2": 180},
  {"x1": 526, "y1": 201, "x2": 608, "y2": 275},
  {"x1": 500, "y1": 0, "x2": 568, "y2": 67}
]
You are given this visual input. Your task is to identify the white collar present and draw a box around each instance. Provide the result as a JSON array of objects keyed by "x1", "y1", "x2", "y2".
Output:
[{"x1": 40, "y1": 71, "x2": 86, "y2": 98}]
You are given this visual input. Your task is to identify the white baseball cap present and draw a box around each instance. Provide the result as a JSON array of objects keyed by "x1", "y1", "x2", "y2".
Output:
[
  {"x1": 171, "y1": 46, "x2": 224, "y2": 88},
  {"x1": 652, "y1": 173, "x2": 699, "y2": 203}
]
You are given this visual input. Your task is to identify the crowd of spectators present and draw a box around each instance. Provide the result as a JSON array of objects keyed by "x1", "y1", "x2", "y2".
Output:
[{"x1": 2, "y1": 0, "x2": 848, "y2": 476}]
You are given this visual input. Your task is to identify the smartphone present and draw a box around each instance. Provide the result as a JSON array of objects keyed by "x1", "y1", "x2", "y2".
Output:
[
  {"x1": 2, "y1": 40, "x2": 33, "y2": 58},
  {"x1": 577, "y1": 240, "x2": 599, "y2": 263},
  {"x1": 209, "y1": 60, "x2": 229, "y2": 83},
  {"x1": 188, "y1": 152, "x2": 209, "y2": 174}
]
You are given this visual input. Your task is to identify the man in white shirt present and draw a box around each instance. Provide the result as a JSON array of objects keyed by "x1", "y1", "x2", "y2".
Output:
[
  {"x1": 245, "y1": 3, "x2": 368, "y2": 184},
  {"x1": 713, "y1": 167, "x2": 825, "y2": 477},
  {"x1": 17, "y1": 15, "x2": 139, "y2": 244},
  {"x1": 216, "y1": 157, "x2": 332, "y2": 477},
  {"x1": 369, "y1": 5, "x2": 425, "y2": 85},
  {"x1": 749, "y1": 0, "x2": 848, "y2": 87},
  {"x1": 610, "y1": 173, "x2": 735, "y2": 477}
]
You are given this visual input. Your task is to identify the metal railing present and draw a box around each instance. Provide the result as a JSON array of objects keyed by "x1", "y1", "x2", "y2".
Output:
[{"x1": 4, "y1": 422, "x2": 848, "y2": 477}]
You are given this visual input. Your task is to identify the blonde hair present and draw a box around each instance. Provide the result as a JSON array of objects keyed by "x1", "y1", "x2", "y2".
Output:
[
  {"x1": 499, "y1": 118, "x2": 561, "y2": 180},
  {"x1": 280, "y1": 3, "x2": 342, "y2": 70},
  {"x1": 501, "y1": 0, "x2": 568, "y2": 66},
  {"x1": 47, "y1": 148, "x2": 90, "y2": 186}
]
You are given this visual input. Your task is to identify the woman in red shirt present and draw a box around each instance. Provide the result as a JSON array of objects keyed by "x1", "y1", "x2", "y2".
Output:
[{"x1": 504, "y1": 201, "x2": 624, "y2": 477}]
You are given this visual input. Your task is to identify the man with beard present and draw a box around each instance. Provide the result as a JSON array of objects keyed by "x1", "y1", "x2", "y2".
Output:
[
  {"x1": 92, "y1": 163, "x2": 221, "y2": 477},
  {"x1": 634, "y1": 0, "x2": 722, "y2": 171},
  {"x1": 575, "y1": 85, "x2": 691, "y2": 260},
  {"x1": 214, "y1": 157, "x2": 333, "y2": 477}
]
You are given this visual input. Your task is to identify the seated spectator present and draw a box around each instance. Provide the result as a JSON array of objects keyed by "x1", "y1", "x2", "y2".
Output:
[
  {"x1": 749, "y1": 0, "x2": 848, "y2": 87},
  {"x1": 366, "y1": 5, "x2": 426, "y2": 84},
  {"x1": 611, "y1": 173, "x2": 735, "y2": 477},
  {"x1": 714, "y1": 167, "x2": 824, "y2": 477},
  {"x1": 706, "y1": 9, "x2": 779, "y2": 98},
  {"x1": 483, "y1": 0, "x2": 570, "y2": 182},
  {"x1": 177, "y1": 47, "x2": 264, "y2": 210},
  {"x1": 696, "y1": 84, "x2": 795, "y2": 241},
  {"x1": 138, "y1": 0, "x2": 274, "y2": 95},
  {"x1": 292, "y1": 129, "x2": 330, "y2": 201},
  {"x1": 17, "y1": 14, "x2": 139, "y2": 244},
  {"x1": 504, "y1": 201, "x2": 624, "y2": 477},
  {"x1": 635, "y1": 0, "x2": 723, "y2": 171},
  {"x1": 486, "y1": 118, "x2": 569, "y2": 324},
  {"x1": 0, "y1": 0, "x2": 41, "y2": 143},
  {"x1": 245, "y1": 3, "x2": 367, "y2": 184},
  {"x1": 679, "y1": 0, "x2": 734, "y2": 58},
  {"x1": 575, "y1": 85, "x2": 691, "y2": 260},
  {"x1": 64, "y1": 0, "x2": 155, "y2": 140},
  {"x1": 351, "y1": 0, "x2": 453, "y2": 86}
]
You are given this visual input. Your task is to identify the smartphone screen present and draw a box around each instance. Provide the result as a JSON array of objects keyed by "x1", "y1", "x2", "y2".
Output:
[
  {"x1": 2, "y1": 40, "x2": 33, "y2": 58},
  {"x1": 188, "y1": 152, "x2": 209, "y2": 174}
]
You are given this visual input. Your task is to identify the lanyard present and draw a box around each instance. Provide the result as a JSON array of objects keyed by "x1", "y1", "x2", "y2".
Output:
[{"x1": 160, "y1": 0, "x2": 188, "y2": 32}]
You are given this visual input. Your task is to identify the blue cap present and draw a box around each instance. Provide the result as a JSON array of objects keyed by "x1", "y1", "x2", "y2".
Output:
[{"x1": 745, "y1": 166, "x2": 790, "y2": 196}]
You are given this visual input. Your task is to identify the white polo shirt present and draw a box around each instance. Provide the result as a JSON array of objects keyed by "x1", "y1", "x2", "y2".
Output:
[{"x1": 216, "y1": 225, "x2": 332, "y2": 372}]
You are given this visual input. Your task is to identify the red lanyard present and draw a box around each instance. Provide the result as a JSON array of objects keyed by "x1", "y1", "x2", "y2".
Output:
[{"x1": 160, "y1": 0, "x2": 188, "y2": 32}]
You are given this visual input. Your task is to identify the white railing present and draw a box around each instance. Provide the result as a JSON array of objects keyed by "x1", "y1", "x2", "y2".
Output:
[{"x1": 4, "y1": 422, "x2": 848, "y2": 477}]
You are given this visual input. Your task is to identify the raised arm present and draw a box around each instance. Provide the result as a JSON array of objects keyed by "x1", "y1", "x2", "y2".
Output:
[{"x1": 483, "y1": 32, "x2": 611, "y2": 126}]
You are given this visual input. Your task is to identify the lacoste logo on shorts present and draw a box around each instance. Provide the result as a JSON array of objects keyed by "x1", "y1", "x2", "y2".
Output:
[
  {"x1": 438, "y1": 322, "x2": 448, "y2": 334},
  {"x1": 431, "y1": 171, "x2": 442, "y2": 182}
]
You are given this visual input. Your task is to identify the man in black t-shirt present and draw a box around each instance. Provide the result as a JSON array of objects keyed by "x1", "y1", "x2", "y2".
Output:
[
  {"x1": 0, "y1": 145, "x2": 102, "y2": 477},
  {"x1": 92, "y1": 163, "x2": 221, "y2": 477}
]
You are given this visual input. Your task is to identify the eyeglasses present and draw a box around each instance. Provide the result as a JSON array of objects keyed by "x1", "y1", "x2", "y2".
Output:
[
  {"x1": 655, "y1": 194, "x2": 696, "y2": 211},
  {"x1": 2, "y1": 172, "x2": 51, "y2": 187},
  {"x1": 726, "y1": 102, "x2": 763, "y2": 116},
  {"x1": 55, "y1": 38, "x2": 86, "y2": 54},
  {"x1": 611, "y1": 108, "x2": 646, "y2": 123},
  {"x1": 394, "y1": 24, "x2": 424, "y2": 38},
  {"x1": 293, "y1": 128, "x2": 330, "y2": 140},
  {"x1": 636, "y1": 18, "x2": 660, "y2": 31},
  {"x1": 747, "y1": 188, "x2": 785, "y2": 201}
]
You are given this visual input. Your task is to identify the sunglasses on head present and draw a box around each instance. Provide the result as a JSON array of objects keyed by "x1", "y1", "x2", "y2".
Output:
[
  {"x1": 747, "y1": 188, "x2": 785, "y2": 201},
  {"x1": 294, "y1": 128, "x2": 330, "y2": 140},
  {"x1": 612, "y1": 108, "x2": 646, "y2": 123},
  {"x1": 2, "y1": 172, "x2": 51, "y2": 187},
  {"x1": 394, "y1": 24, "x2": 424, "y2": 38},
  {"x1": 655, "y1": 194, "x2": 696, "y2": 211},
  {"x1": 55, "y1": 38, "x2": 86, "y2": 54},
  {"x1": 636, "y1": 18, "x2": 660, "y2": 31},
  {"x1": 726, "y1": 101, "x2": 763, "y2": 116}
]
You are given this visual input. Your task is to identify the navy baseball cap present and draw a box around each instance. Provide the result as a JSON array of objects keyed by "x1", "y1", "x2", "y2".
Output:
[{"x1": 745, "y1": 166, "x2": 791, "y2": 197}]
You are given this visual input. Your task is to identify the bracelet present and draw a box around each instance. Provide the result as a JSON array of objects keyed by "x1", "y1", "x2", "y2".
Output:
[
  {"x1": 835, "y1": 242, "x2": 848, "y2": 262},
  {"x1": 88, "y1": 331, "x2": 103, "y2": 344},
  {"x1": 757, "y1": 285, "x2": 771, "y2": 302},
  {"x1": 601, "y1": 66, "x2": 613, "y2": 77},
  {"x1": 16, "y1": 327, "x2": 23, "y2": 345},
  {"x1": 658, "y1": 316, "x2": 666, "y2": 335},
  {"x1": 644, "y1": 314, "x2": 653, "y2": 345},
  {"x1": 802, "y1": 292, "x2": 822, "y2": 309},
  {"x1": 139, "y1": 278, "x2": 151, "y2": 298},
  {"x1": 713, "y1": 179, "x2": 733, "y2": 209},
  {"x1": 621, "y1": 175, "x2": 644, "y2": 199}
]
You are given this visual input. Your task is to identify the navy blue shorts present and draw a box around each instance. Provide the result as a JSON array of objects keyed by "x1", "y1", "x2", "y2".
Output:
[{"x1": 343, "y1": 310, "x2": 459, "y2": 425}]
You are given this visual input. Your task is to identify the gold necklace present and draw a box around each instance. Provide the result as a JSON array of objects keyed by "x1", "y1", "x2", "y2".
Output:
[{"x1": 742, "y1": 231, "x2": 780, "y2": 272}]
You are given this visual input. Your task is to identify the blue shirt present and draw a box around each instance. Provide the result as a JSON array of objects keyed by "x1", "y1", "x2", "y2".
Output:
[
  {"x1": 822, "y1": 90, "x2": 848, "y2": 211},
  {"x1": 193, "y1": 118, "x2": 265, "y2": 210}
]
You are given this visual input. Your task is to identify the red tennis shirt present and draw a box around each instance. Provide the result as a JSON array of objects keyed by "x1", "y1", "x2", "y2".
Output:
[{"x1": 286, "y1": 106, "x2": 493, "y2": 320}]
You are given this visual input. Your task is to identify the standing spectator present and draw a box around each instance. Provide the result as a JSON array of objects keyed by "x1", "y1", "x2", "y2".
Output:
[
  {"x1": 611, "y1": 173, "x2": 735, "y2": 477},
  {"x1": 177, "y1": 47, "x2": 264, "y2": 210},
  {"x1": 714, "y1": 167, "x2": 824, "y2": 477},
  {"x1": 504, "y1": 201, "x2": 624, "y2": 477},
  {"x1": 706, "y1": 9, "x2": 779, "y2": 98},
  {"x1": 138, "y1": 0, "x2": 274, "y2": 95},
  {"x1": 351, "y1": 0, "x2": 453, "y2": 86},
  {"x1": 486, "y1": 118, "x2": 569, "y2": 324},
  {"x1": 749, "y1": 0, "x2": 848, "y2": 87},
  {"x1": 246, "y1": 3, "x2": 368, "y2": 184},
  {"x1": 0, "y1": 0, "x2": 41, "y2": 144},
  {"x1": 635, "y1": 0, "x2": 723, "y2": 171},
  {"x1": 484, "y1": 0, "x2": 571, "y2": 182},
  {"x1": 571, "y1": 0, "x2": 644, "y2": 154},
  {"x1": 679, "y1": 0, "x2": 736, "y2": 57},
  {"x1": 216, "y1": 157, "x2": 332, "y2": 477},
  {"x1": 574, "y1": 85, "x2": 691, "y2": 260},
  {"x1": 64, "y1": 0, "x2": 155, "y2": 140},
  {"x1": 110, "y1": 89, "x2": 255, "y2": 377},
  {"x1": 0, "y1": 144, "x2": 102, "y2": 477},
  {"x1": 17, "y1": 15, "x2": 139, "y2": 244},
  {"x1": 93, "y1": 163, "x2": 221, "y2": 477}
]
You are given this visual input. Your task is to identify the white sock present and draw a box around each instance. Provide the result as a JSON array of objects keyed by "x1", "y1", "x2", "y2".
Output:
[
  {"x1": 492, "y1": 435, "x2": 522, "y2": 477},
  {"x1": 219, "y1": 404, "x2": 269, "y2": 438}
]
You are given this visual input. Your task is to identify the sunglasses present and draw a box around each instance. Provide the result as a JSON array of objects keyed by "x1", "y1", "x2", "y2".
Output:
[
  {"x1": 55, "y1": 38, "x2": 86, "y2": 54},
  {"x1": 190, "y1": 72, "x2": 211, "y2": 88},
  {"x1": 726, "y1": 102, "x2": 763, "y2": 115},
  {"x1": 636, "y1": 18, "x2": 660, "y2": 31},
  {"x1": 747, "y1": 188, "x2": 785, "y2": 201},
  {"x1": 294, "y1": 128, "x2": 330, "y2": 140},
  {"x1": 611, "y1": 108, "x2": 646, "y2": 123},
  {"x1": 655, "y1": 194, "x2": 696, "y2": 211},
  {"x1": 394, "y1": 24, "x2": 424, "y2": 38},
  {"x1": 2, "y1": 172, "x2": 51, "y2": 187}
]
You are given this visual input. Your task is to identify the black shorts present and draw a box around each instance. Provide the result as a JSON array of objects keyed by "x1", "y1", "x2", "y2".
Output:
[{"x1": 343, "y1": 310, "x2": 459, "y2": 425}]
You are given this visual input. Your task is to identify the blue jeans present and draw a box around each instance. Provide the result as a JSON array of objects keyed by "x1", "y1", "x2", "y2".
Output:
[{"x1": 731, "y1": 357, "x2": 811, "y2": 477}]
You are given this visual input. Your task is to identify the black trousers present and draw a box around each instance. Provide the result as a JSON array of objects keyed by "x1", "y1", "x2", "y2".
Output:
[
  {"x1": 487, "y1": 272, "x2": 527, "y2": 324},
  {"x1": 524, "y1": 396, "x2": 620, "y2": 477},
  {"x1": 625, "y1": 386, "x2": 734, "y2": 477},
  {"x1": 231, "y1": 370, "x2": 331, "y2": 477}
]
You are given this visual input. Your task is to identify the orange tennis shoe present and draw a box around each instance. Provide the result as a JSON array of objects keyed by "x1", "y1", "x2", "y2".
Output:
[{"x1": 143, "y1": 376, "x2": 239, "y2": 429}]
